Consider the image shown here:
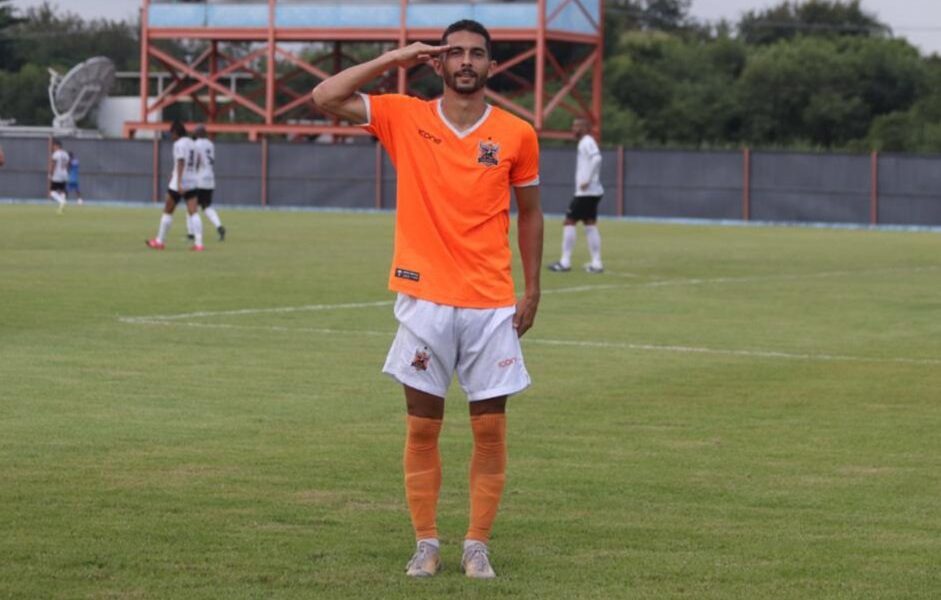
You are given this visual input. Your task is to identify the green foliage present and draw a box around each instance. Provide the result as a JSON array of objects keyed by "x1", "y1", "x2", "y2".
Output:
[
  {"x1": 739, "y1": 0, "x2": 888, "y2": 46},
  {"x1": 0, "y1": 2, "x2": 138, "y2": 123}
]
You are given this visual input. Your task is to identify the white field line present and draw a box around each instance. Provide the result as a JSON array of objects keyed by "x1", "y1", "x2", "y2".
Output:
[
  {"x1": 117, "y1": 265, "x2": 941, "y2": 367},
  {"x1": 123, "y1": 319, "x2": 941, "y2": 366},
  {"x1": 118, "y1": 265, "x2": 941, "y2": 324},
  {"x1": 118, "y1": 300, "x2": 393, "y2": 324},
  {"x1": 542, "y1": 265, "x2": 941, "y2": 295}
]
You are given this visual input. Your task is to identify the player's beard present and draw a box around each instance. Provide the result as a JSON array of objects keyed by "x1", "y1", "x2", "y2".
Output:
[{"x1": 443, "y1": 66, "x2": 488, "y2": 95}]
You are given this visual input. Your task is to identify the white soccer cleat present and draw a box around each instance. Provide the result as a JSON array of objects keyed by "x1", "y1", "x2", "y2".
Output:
[
  {"x1": 405, "y1": 541, "x2": 441, "y2": 577},
  {"x1": 461, "y1": 541, "x2": 496, "y2": 579}
]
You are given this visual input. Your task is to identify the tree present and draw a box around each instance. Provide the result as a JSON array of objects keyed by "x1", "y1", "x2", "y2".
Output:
[
  {"x1": 738, "y1": 0, "x2": 889, "y2": 46},
  {"x1": 0, "y1": 0, "x2": 23, "y2": 71}
]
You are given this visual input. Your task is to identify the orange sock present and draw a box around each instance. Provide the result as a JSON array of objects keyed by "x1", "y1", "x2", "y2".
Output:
[
  {"x1": 404, "y1": 415, "x2": 443, "y2": 540},
  {"x1": 466, "y1": 413, "x2": 507, "y2": 543}
]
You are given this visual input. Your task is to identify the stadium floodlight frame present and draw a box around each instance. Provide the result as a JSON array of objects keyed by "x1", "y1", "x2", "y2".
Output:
[
  {"x1": 124, "y1": 0, "x2": 604, "y2": 141},
  {"x1": 48, "y1": 57, "x2": 116, "y2": 130}
]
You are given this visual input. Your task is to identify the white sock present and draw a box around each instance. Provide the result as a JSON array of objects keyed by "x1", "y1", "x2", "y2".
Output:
[
  {"x1": 189, "y1": 213, "x2": 203, "y2": 246},
  {"x1": 52, "y1": 192, "x2": 65, "y2": 206},
  {"x1": 585, "y1": 225, "x2": 602, "y2": 268},
  {"x1": 560, "y1": 225, "x2": 576, "y2": 268},
  {"x1": 157, "y1": 214, "x2": 172, "y2": 243},
  {"x1": 417, "y1": 538, "x2": 439, "y2": 549},
  {"x1": 203, "y1": 207, "x2": 222, "y2": 229},
  {"x1": 186, "y1": 216, "x2": 193, "y2": 235}
]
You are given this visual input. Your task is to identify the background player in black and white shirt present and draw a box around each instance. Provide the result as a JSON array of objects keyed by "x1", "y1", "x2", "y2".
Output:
[
  {"x1": 146, "y1": 121, "x2": 205, "y2": 251},
  {"x1": 48, "y1": 139, "x2": 70, "y2": 214},
  {"x1": 188, "y1": 125, "x2": 225, "y2": 241},
  {"x1": 547, "y1": 118, "x2": 604, "y2": 273}
]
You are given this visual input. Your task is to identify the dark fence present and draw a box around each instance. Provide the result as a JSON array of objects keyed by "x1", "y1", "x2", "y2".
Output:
[{"x1": 2, "y1": 136, "x2": 940, "y2": 226}]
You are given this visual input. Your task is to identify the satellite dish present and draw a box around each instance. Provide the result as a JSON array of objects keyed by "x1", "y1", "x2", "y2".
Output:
[{"x1": 48, "y1": 57, "x2": 115, "y2": 130}]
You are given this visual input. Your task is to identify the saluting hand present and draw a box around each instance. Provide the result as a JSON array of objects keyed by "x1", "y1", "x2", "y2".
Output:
[{"x1": 392, "y1": 42, "x2": 452, "y2": 69}]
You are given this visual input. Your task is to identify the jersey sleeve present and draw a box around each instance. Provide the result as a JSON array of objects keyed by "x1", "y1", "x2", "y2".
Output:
[
  {"x1": 360, "y1": 93, "x2": 414, "y2": 148},
  {"x1": 511, "y1": 123, "x2": 540, "y2": 187},
  {"x1": 581, "y1": 136, "x2": 600, "y2": 157},
  {"x1": 173, "y1": 141, "x2": 186, "y2": 162}
]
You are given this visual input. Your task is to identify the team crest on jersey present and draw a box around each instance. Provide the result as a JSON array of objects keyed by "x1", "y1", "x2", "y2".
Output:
[
  {"x1": 477, "y1": 140, "x2": 500, "y2": 167},
  {"x1": 411, "y1": 347, "x2": 431, "y2": 371}
]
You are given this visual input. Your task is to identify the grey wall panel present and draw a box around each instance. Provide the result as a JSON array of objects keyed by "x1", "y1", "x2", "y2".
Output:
[
  {"x1": 751, "y1": 152, "x2": 870, "y2": 223},
  {"x1": 0, "y1": 138, "x2": 55, "y2": 198},
  {"x1": 66, "y1": 139, "x2": 153, "y2": 202},
  {"x1": 623, "y1": 150, "x2": 742, "y2": 219},
  {"x1": 877, "y1": 154, "x2": 941, "y2": 226},
  {"x1": 267, "y1": 180, "x2": 374, "y2": 209},
  {"x1": 538, "y1": 147, "x2": 619, "y2": 216}
]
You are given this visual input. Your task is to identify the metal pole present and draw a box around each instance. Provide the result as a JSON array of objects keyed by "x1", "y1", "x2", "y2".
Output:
[
  {"x1": 266, "y1": 0, "x2": 276, "y2": 126},
  {"x1": 592, "y1": 0, "x2": 604, "y2": 137},
  {"x1": 139, "y1": 0, "x2": 150, "y2": 136},
  {"x1": 535, "y1": 0, "x2": 546, "y2": 130},
  {"x1": 398, "y1": 0, "x2": 408, "y2": 94}
]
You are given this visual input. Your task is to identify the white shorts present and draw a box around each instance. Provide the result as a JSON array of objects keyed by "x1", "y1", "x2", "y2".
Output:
[{"x1": 382, "y1": 294, "x2": 531, "y2": 401}]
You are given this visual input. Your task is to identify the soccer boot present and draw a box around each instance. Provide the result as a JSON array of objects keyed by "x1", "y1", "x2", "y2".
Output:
[
  {"x1": 584, "y1": 263, "x2": 604, "y2": 274},
  {"x1": 461, "y1": 542, "x2": 496, "y2": 579},
  {"x1": 217, "y1": 226, "x2": 226, "y2": 241},
  {"x1": 405, "y1": 541, "x2": 441, "y2": 577},
  {"x1": 547, "y1": 261, "x2": 571, "y2": 272},
  {"x1": 145, "y1": 239, "x2": 165, "y2": 250},
  {"x1": 191, "y1": 244, "x2": 206, "y2": 252}
]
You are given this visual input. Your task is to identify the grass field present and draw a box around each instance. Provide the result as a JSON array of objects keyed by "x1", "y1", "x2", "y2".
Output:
[{"x1": 2, "y1": 203, "x2": 940, "y2": 599}]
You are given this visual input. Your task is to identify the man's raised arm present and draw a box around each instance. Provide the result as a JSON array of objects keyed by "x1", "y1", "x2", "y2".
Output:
[{"x1": 311, "y1": 42, "x2": 451, "y2": 124}]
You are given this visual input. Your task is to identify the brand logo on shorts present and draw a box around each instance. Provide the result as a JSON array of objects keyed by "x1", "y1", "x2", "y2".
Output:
[
  {"x1": 497, "y1": 357, "x2": 519, "y2": 368},
  {"x1": 418, "y1": 128, "x2": 442, "y2": 144},
  {"x1": 477, "y1": 140, "x2": 500, "y2": 167},
  {"x1": 411, "y1": 347, "x2": 431, "y2": 371},
  {"x1": 395, "y1": 268, "x2": 420, "y2": 282}
]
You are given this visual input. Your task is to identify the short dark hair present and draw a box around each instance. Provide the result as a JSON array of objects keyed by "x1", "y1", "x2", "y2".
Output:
[
  {"x1": 441, "y1": 19, "x2": 492, "y2": 57},
  {"x1": 169, "y1": 120, "x2": 187, "y2": 139}
]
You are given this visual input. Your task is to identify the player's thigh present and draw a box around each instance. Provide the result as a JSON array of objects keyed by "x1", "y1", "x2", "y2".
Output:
[
  {"x1": 382, "y1": 295, "x2": 458, "y2": 399},
  {"x1": 455, "y1": 306, "x2": 531, "y2": 402}
]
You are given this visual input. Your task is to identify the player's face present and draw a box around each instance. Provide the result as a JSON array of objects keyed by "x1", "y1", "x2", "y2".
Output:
[
  {"x1": 572, "y1": 119, "x2": 589, "y2": 139},
  {"x1": 437, "y1": 30, "x2": 494, "y2": 95}
]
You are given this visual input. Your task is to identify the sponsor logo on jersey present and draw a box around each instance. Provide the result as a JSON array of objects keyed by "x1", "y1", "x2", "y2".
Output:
[
  {"x1": 395, "y1": 267, "x2": 421, "y2": 282},
  {"x1": 497, "y1": 357, "x2": 519, "y2": 368},
  {"x1": 411, "y1": 347, "x2": 431, "y2": 371},
  {"x1": 477, "y1": 140, "x2": 500, "y2": 167},
  {"x1": 418, "y1": 128, "x2": 442, "y2": 144}
]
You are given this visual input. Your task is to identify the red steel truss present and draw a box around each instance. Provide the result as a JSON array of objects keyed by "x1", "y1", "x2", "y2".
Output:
[{"x1": 124, "y1": 0, "x2": 604, "y2": 141}]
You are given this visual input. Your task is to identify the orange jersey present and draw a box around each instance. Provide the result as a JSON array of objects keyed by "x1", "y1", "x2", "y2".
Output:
[{"x1": 362, "y1": 94, "x2": 540, "y2": 308}]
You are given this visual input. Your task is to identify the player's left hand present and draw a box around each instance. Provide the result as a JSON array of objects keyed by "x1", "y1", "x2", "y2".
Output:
[
  {"x1": 513, "y1": 291, "x2": 540, "y2": 338},
  {"x1": 579, "y1": 182, "x2": 589, "y2": 191}
]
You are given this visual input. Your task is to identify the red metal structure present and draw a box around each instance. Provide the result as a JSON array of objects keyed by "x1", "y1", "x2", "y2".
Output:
[{"x1": 124, "y1": 0, "x2": 604, "y2": 141}]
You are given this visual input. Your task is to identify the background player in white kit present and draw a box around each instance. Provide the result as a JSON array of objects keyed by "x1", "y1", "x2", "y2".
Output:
[
  {"x1": 547, "y1": 118, "x2": 604, "y2": 273},
  {"x1": 146, "y1": 121, "x2": 205, "y2": 251},
  {"x1": 187, "y1": 125, "x2": 226, "y2": 242},
  {"x1": 48, "y1": 139, "x2": 70, "y2": 214}
]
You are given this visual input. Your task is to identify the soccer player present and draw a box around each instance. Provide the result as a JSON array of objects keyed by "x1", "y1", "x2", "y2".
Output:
[
  {"x1": 189, "y1": 124, "x2": 226, "y2": 241},
  {"x1": 49, "y1": 139, "x2": 69, "y2": 214},
  {"x1": 146, "y1": 120, "x2": 204, "y2": 251},
  {"x1": 312, "y1": 19, "x2": 543, "y2": 580},
  {"x1": 66, "y1": 151, "x2": 83, "y2": 205},
  {"x1": 547, "y1": 117, "x2": 605, "y2": 273}
]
